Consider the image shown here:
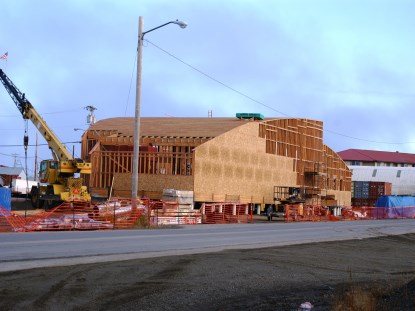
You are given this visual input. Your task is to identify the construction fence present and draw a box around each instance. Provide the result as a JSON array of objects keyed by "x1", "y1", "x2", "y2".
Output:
[
  {"x1": 200, "y1": 203, "x2": 251, "y2": 224},
  {"x1": 284, "y1": 204, "x2": 415, "y2": 222},
  {"x1": 0, "y1": 198, "x2": 203, "y2": 233},
  {"x1": 2, "y1": 201, "x2": 415, "y2": 232}
]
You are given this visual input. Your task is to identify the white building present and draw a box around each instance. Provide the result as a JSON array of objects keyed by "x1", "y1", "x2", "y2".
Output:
[{"x1": 338, "y1": 149, "x2": 415, "y2": 196}]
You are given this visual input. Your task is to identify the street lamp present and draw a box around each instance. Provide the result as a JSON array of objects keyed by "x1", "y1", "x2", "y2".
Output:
[{"x1": 131, "y1": 17, "x2": 187, "y2": 203}]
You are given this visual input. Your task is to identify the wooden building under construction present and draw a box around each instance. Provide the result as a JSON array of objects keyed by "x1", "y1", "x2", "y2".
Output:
[{"x1": 80, "y1": 116, "x2": 352, "y2": 206}]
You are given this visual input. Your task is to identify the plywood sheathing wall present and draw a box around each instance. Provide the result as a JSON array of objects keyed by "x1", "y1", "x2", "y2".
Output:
[
  {"x1": 193, "y1": 122, "x2": 297, "y2": 204},
  {"x1": 110, "y1": 173, "x2": 193, "y2": 199}
]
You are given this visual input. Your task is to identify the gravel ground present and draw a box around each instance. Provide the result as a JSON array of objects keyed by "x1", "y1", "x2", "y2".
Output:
[{"x1": 0, "y1": 232, "x2": 414, "y2": 311}]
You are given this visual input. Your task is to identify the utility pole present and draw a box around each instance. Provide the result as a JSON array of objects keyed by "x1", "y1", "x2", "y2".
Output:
[
  {"x1": 132, "y1": 16, "x2": 143, "y2": 205},
  {"x1": 12, "y1": 153, "x2": 22, "y2": 167},
  {"x1": 131, "y1": 17, "x2": 187, "y2": 204}
]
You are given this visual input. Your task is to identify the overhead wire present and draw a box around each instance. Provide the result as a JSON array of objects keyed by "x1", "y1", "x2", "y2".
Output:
[
  {"x1": 0, "y1": 107, "x2": 86, "y2": 117},
  {"x1": 0, "y1": 151, "x2": 35, "y2": 158},
  {"x1": 124, "y1": 51, "x2": 138, "y2": 116},
  {"x1": 0, "y1": 141, "x2": 81, "y2": 147},
  {"x1": 145, "y1": 39, "x2": 415, "y2": 146}
]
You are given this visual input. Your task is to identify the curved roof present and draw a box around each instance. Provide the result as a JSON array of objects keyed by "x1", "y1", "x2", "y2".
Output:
[{"x1": 88, "y1": 117, "x2": 263, "y2": 138}]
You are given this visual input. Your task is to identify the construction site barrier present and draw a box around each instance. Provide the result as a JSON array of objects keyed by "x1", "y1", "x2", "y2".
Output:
[
  {"x1": 284, "y1": 204, "x2": 331, "y2": 222},
  {"x1": 341, "y1": 206, "x2": 415, "y2": 220},
  {"x1": 0, "y1": 199, "x2": 147, "y2": 232},
  {"x1": 284, "y1": 204, "x2": 415, "y2": 222},
  {"x1": 0, "y1": 198, "x2": 203, "y2": 232},
  {"x1": 200, "y1": 203, "x2": 250, "y2": 224},
  {"x1": 148, "y1": 201, "x2": 201, "y2": 225},
  {"x1": 0, "y1": 206, "x2": 26, "y2": 232},
  {"x1": 2, "y1": 202, "x2": 415, "y2": 231}
]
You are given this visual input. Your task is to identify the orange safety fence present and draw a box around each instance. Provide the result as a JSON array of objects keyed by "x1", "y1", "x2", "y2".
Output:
[
  {"x1": 200, "y1": 203, "x2": 249, "y2": 224},
  {"x1": 342, "y1": 206, "x2": 415, "y2": 220},
  {"x1": 0, "y1": 206, "x2": 26, "y2": 232},
  {"x1": 149, "y1": 201, "x2": 201, "y2": 225},
  {"x1": 0, "y1": 199, "x2": 148, "y2": 232},
  {"x1": 284, "y1": 204, "x2": 331, "y2": 222},
  {"x1": 0, "y1": 198, "x2": 204, "y2": 232},
  {"x1": 3, "y1": 202, "x2": 415, "y2": 232},
  {"x1": 284, "y1": 205, "x2": 415, "y2": 222}
]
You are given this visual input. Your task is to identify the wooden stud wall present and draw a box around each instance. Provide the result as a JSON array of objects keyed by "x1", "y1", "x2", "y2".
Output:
[
  {"x1": 259, "y1": 118, "x2": 351, "y2": 204},
  {"x1": 89, "y1": 149, "x2": 194, "y2": 191}
]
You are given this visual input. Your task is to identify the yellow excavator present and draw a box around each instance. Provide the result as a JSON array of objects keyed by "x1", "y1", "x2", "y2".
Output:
[{"x1": 0, "y1": 69, "x2": 92, "y2": 209}]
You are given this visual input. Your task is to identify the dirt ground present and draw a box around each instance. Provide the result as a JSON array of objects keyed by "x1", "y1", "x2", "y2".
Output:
[{"x1": 0, "y1": 231, "x2": 414, "y2": 311}]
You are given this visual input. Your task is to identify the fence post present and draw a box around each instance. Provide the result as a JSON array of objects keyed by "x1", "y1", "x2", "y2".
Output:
[
  {"x1": 71, "y1": 201, "x2": 75, "y2": 231},
  {"x1": 250, "y1": 204, "x2": 253, "y2": 223},
  {"x1": 113, "y1": 201, "x2": 116, "y2": 229},
  {"x1": 147, "y1": 201, "x2": 151, "y2": 226}
]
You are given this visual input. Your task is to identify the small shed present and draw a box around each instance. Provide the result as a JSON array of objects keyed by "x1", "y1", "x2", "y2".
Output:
[{"x1": 0, "y1": 166, "x2": 26, "y2": 187}]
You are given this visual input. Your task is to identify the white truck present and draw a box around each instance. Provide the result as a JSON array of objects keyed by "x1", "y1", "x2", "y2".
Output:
[{"x1": 11, "y1": 179, "x2": 38, "y2": 197}]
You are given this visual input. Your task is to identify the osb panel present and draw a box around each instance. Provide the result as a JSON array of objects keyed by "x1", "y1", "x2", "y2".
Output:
[
  {"x1": 142, "y1": 175, "x2": 193, "y2": 193},
  {"x1": 194, "y1": 122, "x2": 297, "y2": 204},
  {"x1": 326, "y1": 189, "x2": 351, "y2": 206},
  {"x1": 112, "y1": 173, "x2": 193, "y2": 199}
]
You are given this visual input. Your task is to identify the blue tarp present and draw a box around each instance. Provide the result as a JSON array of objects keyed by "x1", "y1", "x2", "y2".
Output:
[
  {"x1": 376, "y1": 196, "x2": 415, "y2": 207},
  {"x1": 375, "y1": 196, "x2": 415, "y2": 218},
  {"x1": 0, "y1": 187, "x2": 12, "y2": 211}
]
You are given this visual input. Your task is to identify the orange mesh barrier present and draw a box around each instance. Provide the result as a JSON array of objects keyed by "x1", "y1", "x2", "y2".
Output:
[
  {"x1": 149, "y1": 201, "x2": 201, "y2": 225},
  {"x1": 200, "y1": 203, "x2": 249, "y2": 224},
  {"x1": 342, "y1": 206, "x2": 415, "y2": 220},
  {"x1": 285, "y1": 204, "x2": 330, "y2": 222},
  {"x1": 0, "y1": 206, "x2": 26, "y2": 232},
  {"x1": 3, "y1": 201, "x2": 414, "y2": 233},
  {"x1": 2, "y1": 199, "x2": 148, "y2": 232}
]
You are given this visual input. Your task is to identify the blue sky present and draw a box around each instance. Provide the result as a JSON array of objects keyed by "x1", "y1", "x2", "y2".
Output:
[{"x1": 1, "y1": 0, "x2": 415, "y2": 178}]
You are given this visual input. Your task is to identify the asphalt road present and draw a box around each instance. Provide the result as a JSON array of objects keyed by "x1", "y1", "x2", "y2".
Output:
[{"x1": 1, "y1": 219, "x2": 415, "y2": 272}]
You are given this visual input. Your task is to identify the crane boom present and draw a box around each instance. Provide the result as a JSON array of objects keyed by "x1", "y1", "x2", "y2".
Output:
[
  {"x1": 0, "y1": 69, "x2": 73, "y2": 162},
  {"x1": 0, "y1": 69, "x2": 92, "y2": 208}
]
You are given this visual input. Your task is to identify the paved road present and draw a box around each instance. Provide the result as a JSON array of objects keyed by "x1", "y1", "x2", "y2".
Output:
[{"x1": 1, "y1": 219, "x2": 414, "y2": 272}]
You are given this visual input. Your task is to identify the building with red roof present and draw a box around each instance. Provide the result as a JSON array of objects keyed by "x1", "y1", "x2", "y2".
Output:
[
  {"x1": 338, "y1": 149, "x2": 415, "y2": 167},
  {"x1": 338, "y1": 149, "x2": 415, "y2": 196}
]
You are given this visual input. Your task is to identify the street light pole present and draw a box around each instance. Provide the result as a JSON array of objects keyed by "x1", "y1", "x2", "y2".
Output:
[
  {"x1": 131, "y1": 16, "x2": 187, "y2": 204},
  {"x1": 131, "y1": 16, "x2": 143, "y2": 205}
]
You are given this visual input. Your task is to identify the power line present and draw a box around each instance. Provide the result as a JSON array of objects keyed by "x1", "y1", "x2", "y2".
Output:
[
  {"x1": 145, "y1": 39, "x2": 415, "y2": 146},
  {"x1": 0, "y1": 141, "x2": 81, "y2": 147},
  {"x1": 0, "y1": 107, "x2": 85, "y2": 117},
  {"x1": 124, "y1": 52, "x2": 137, "y2": 116},
  {"x1": 0, "y1": 152, "x2": 35, "y2": 159}
]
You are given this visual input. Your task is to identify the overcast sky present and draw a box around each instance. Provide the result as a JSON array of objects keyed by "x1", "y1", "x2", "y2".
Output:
[{"x1": 1, "y1": 0, "x2": 415, "y2": 178}]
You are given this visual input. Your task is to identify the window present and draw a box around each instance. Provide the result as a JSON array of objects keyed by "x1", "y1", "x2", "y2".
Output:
[
  {"x1": 372, "y1": 169, "x2": 377, "y2": 177},
  {"x1": 397, "y1": 170, "x2": 401, "y2": 178}
]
